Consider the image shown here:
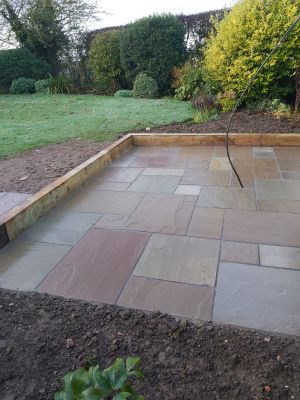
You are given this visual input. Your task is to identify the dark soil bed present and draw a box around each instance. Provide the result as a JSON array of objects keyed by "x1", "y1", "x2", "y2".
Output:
[
  {"x1": 1, "y1": 289, "x2": 299, "y2": 400},
  {"x1": 0, "y1": 140, "x2": 111, "y2": 193},
  {"x1": 150, "y1": 111, "x2": 300, "y2": 133}
]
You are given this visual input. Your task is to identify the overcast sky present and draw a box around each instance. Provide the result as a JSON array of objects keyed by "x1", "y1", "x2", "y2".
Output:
[{"x1": 97, "y1": 0, "x2": 235, "y2": 28}]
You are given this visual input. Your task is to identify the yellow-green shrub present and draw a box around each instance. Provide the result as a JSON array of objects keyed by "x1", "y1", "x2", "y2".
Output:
[{"x1": 203, "y1": 0, "x2": 300, "y2": 101}]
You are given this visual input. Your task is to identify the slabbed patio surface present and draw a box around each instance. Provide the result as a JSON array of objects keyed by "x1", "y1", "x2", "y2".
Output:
[{"x1": 1, "y1": 145, "x2": 300, "y2": 336}]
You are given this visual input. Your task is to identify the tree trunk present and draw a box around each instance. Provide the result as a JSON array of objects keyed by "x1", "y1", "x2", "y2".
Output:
[{"x1": 295, "y1": 67, "x2": 300, "y2": 114}]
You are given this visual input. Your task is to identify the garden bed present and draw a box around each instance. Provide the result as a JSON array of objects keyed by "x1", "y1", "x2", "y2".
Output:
[
  {"x1": 0, "y1": 289, "x2": 300, "y2": 400},
  {"x1": 151, "y1": 111, "x2": 300, "y2": 133}
]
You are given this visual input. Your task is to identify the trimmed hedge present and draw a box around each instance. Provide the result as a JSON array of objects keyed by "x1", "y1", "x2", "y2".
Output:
[
  {"x1": 9, "y1": 78, "x2": 36, "y2": 94},
  {"x1": 132, "y1": 73, "x2": 159, "y2": 99}
]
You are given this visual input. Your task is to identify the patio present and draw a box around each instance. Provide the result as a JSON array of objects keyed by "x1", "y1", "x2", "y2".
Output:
[{"x1": 0, "y1": 144, "x2": 300, "y2": 336}]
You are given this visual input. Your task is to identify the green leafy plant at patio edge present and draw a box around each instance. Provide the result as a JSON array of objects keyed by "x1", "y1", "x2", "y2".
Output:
[{"x1": 54, "y1": 357, "x2": 144, "y2": 400}]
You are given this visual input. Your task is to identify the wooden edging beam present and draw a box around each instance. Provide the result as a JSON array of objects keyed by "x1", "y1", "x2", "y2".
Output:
[{"x1": 0, "y1": 132, "x2": 299, "y2": 248}]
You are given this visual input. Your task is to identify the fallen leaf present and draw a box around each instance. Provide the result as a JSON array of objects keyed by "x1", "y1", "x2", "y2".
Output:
[{"x1": 20, "y1": 176, "x2": 28, "y2": 181}]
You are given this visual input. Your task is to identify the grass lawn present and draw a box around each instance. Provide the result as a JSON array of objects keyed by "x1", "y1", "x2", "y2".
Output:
[{"x1": 0, "y1": 94, "x2": 194, "y2": 157}]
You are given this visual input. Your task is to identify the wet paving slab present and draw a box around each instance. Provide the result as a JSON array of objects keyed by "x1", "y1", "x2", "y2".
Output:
[{"x1": 1, "y1": 145, "x2": 300, "y2": 336}]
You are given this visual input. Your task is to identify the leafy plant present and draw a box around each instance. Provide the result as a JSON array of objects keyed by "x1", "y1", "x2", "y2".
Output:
[
  {"x1": 191, "y1": 92, "x2": 216, "y2": 111},
  {"x1": 54, "y1": 357, "x2": 144, "y2": 400},
  {"x1": 132, "y1": 73, "x2": 159, "y2": 99},
  {"x1": 217, "y1": 90, "x2": 237, "y2": 112},
  {"x1": 173, "y1": 60, "x2": 206, "y2": 101},
  {"x1": 9, "y1": 77, "x2": 36, "y2": 94},
  {"x1": 247, "y1": 98, "x2": 291, "y2": 114},
  {"x1": 193, "y1": 108, "x2": 219, "y2": 123},
  {"x1": 48, "y1": 75, "x2": 71, "y2": 94},
  {"x1": 35, "y1": 79, "x2": 50, "y2": 94},
  {"x1": 114, "y1": 90, "x2": 133, "y2": 98}
]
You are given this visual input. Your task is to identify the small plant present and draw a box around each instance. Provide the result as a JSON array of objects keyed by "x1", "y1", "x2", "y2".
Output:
[
  {"x1": 247, "y1": 98, "x2": 291, "y2": 114},
  {"x1": 132, "y1": 73, "x2": 158, "y2": 99},
  {"x1": 193, "y1": 108, "x2": 220, "y2": 123},
  {"x1": 114, "y1": 90, "x2": 133, "y2": 98},
  {"x1": 54, "y1": 357, "x2": 144, "y2": 400},
  {"x1": 192, "y1": 92, "x2": 216, "y2": 111},
  {"x1": 48, "y1": 74, "x2": 71, "y2": 94},
  {"x1": 217, "y1": 90, "x2": 237, "y2": 112},
  {"x1": 35, "y1": 79, "x2": 49, "y2": 94},
  {"x1": 173, "y1": 60, "x2": 205, "y2": 101},
  {"x1": 9, "y1": 77, "x2": 36, "y2": 94}
]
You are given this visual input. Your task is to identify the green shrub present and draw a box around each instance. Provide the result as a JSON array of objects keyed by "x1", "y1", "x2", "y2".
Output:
[
  {"x1": 48, "y1": 75, "x2": 71, "y2": 94},
  {"x1": 193, "y1": 108, "x2": 219, "y2": 123},
  {"x1": 247, "y1": 98, "x2": 291, "y2": 114},
  {"x1": 217, "y1": 90, "x2": 237, "y2": 112},
  {"x1": 204, "y1": 0, "x2": 300, "y2": 102},
  {"x1": 191, "y1": 92, "x2": 216, "y2": 111},
  {"x1": 54, "y1": 357, "x2": 144, "y2": 400},
  {"x1": 9, "y1": 78, "x2": 36, "y2": 94},
  {"x1": 88, "y1": 30, "x2": 122, "y2": 95},
  {"x1": 132, "y1": 73, "x2": 159, "y2": 99},
  {"x1": 35, "y1": 79, "x2": 49, "y2": 93},
  {"x1": 173, "y1": 60, "x2": 206, "y2": 100},
  {"x1": 120, "y1": 14, "x2": 187, "y2": 95},
  {"x1": 0, "y1": 48, "x2": 51, "y2": 93},
  {"x1": 114, "y1": 90, "x2": 133, "y2": 98}
]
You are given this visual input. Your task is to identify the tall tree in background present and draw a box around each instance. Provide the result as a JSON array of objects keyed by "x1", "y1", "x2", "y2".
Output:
[{"x1": 0, "y1": 0, "x2": 101, "y2": 73}]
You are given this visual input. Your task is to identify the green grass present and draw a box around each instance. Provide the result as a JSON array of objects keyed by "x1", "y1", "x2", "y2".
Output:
[{"x1": 0, "y1": 94, "x2": 194, "y2": 158}]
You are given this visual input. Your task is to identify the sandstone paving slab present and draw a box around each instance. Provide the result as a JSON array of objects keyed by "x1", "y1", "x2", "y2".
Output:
[
  {"x1": 95, "y1": 214, "x2": 129, "y2": 229},
  {"x1": 0, "y1": 241, "x2": 71, "y2": 291},
  {"x1": 187, "y1": 207, "x2": 224, "y2": 239},
  {"x1": 214, "y1": 262, "x2": 300, "y2": 335},
  {"x1": 130, "y1": 155, "x2": 187, "y2": 168},
  {"x1": 197, "y1": 186, "x2": 256, "y2": 210},
  {"x1": 133, "y1": 233, "x2": 220, "y2": 287},
  {"x1": 117, "y1": 276, "x2": 213, "y2": 320},
  {"x1": 209, "y1": 157, "x2": 231, "y2": 171},
  {"x1": 179, "y1": 146, "x2": 215, "y2": 159},
  {"x1": 282, "y1": 171, "x2": 300, "y2": 180},
  {"x1": 0, "y1": 192, "x2": 6, "y2": 198},
  {"x1": 214, "y1": 146, "x2": 253, "y2": 158},
  {"x1": 60, "y1": 190, "x2": 145, "y2": 215},
  {"x1": 0, "y1": 192, "x2": 31, "y2": 217},
  {"x1": 38, "y1": 229, "x2": 150, "y2": 303},
  {"x1": 187, "y1": 159, "x2": 211, "y2": 168},
  {"x1": 128, "y1": 175, "x2": 181, "y2": 194},
  {"x1": 175, "y1": 185, "x2": 201, "y2": 195},
  {"x1": 230, "y1": 158, "x2": 280, "y2": 186},
  {"x1": 87, "y1": 181, "x2": 130, "y2": 191},
  {"x1": 96, "y1": 167, "x2": 143, "y2": 183},
  {"x1": 142, "y1": 168, "x2": 185, "y2": 176},
  {"x1": 221, "y1": 241, "x2": 259, "y2": 265},
  {"x1": 276, "y1": 158, "x2": 300, "y2": 172},
  {"x1": 253, "y1": 147, "x2": 275, "y2": 158},
  {"x1": 256, "y1": 179, "x2": 300, "y2": 201},
  {"x1": 110, "y1": 156, "x2": 136, "y2": 167},
  {"x1": 260, "y1": 245, "x2": 300, "y2": 270},
  {"x1": 223, "y1": 209, "x2": 300, "y2": 247},
  {"x1": 19, "y1": 210, "x2": 100, "y2": 245},
  {"x1": 181, "y1": 168, "x2": 230, "y2": 186},
  {"x1": 256, "y1": 198, "x2": 300, "y2": 214},
  {"x1": 274, "y1": 147, "x2": 300, "y2": 159},
  {"x1": 124, "y1": 193, "x2": 196, "y2": 235}
]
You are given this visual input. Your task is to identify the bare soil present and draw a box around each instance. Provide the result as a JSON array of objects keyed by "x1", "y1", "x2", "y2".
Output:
[
  {"x1": 0, "y1": 289, "x2": 300, "y2": 400},
  {"x1": 0, "y1": 140, "x2": 111, "y2": 194},
  {"x1": 150, "y1": 111, "x2": 300, "y2": 133}
]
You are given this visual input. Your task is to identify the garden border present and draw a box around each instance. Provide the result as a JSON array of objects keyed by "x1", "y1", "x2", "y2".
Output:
[{"x1": 0, "y1": 132, "x2": 299, "y2": 248}]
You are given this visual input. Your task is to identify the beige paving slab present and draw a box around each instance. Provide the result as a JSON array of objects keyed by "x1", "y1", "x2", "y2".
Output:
[
  {"x1": 231, "y1": 158, "x2": 280, "y2": 186},
  {"x1": 214, "y1": 262, "x2": 300, "y2": 335},
  {"x1": 110, "y1": 156, "x2": 136, "y2": 167},
  {"x1": 0, "y1": 241, "x2": 71, "y2": 290},
  {"x1": 179, "y1": 146, "x2": 215, "y2": 159},
  {"x1": 0, "y1": 192, "x2": 31, "y2": 216},
  {"x1": 87, "y1": 181, "x2": 130, "y2": 191},
  {"x1": 197, "y1": 186, "x2": 256, "y2": 210},
  {"x1": 260, "y1": 245, "x2": 300, "y2": 270},
  {"x1": 256, "y1": 179, "x2": 300, "y2": 201},
  {"x1": 214, "y1": 146, "x2": 253, "y2": 158},
  {"x1": 60, "y1": 190, "x2": 145, "y2": 215},
  {"x1": 128, "y1": 175, "x2": 181, "y2": 194},
  {"x1": 95, "y1": 214, "x2": 129, "y2": 229},
  {"x1": 124, "y1": 194, "x2": 196, "y2": 234},
  {"x1": 223, "y1": 209, "x2": 300, "y2": 246},
  {"x1": 97, "y1": 167, "x2": 143, "y2": 183},
  {"x1": 274, "y1": 147, "x2": 300, "y2": 159},
  {"x1": 181, "y1": 168, "x2": 230, "y2": 186},
  {"x1": 133, "y1": 233, "x2": 220, "y2": 287},
  {"x1": 142, "y1": 168, "x2": 185, "y2": 176},
  {"x1": 187, "y1": 207, "x2": 224, "y2": 239},
  {"x1": 187, "y1": 159, "x2": 211, "y2": 168},
  {"x1": 209, "y1": 157, "x2": 231, "y2": 171},
  {"x1": 277, "y1": 158, "x2": 300, "y2": 172},
  {"x1": 256, "y1": 198, "x2": 300, "y2": 214},
  {"x1": 221, "y1": 241, "x2": 259, "y2": 265},
  {"x1": 117, "y1": 276, "x2": 213, "y2": 320},
  {"x1": 175, "y1": 185, "x2": 201, "y2": 195}
]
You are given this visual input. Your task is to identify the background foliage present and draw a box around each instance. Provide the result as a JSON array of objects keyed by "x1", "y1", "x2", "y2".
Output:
[{"x1": 132, "y1": 73, "x2": 159, "y2": 99}]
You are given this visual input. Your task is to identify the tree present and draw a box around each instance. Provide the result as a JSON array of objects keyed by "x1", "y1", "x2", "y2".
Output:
[
  {"x1": 119, "y1": 14, "x2": 187, "y2": 95},
  {"x1": 88, "y1": 30, "x2": 122, "y2": 94},
  {"x1": 0, "y1": 0, "x2": 101, "y2": 73},
  {"x1": 203, "y1": 0, "x2": 300, "y2": 103}
]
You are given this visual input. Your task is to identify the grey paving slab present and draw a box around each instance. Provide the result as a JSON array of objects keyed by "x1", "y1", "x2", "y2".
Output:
[
  {"x1": 277, "y1": 158, "x2": 300, "y2": 172},
  {"x1": 110, "y1": 156, "x2": 136, "y2": 167},
  {"x1": 221, "y1": 241, "x2": 259, "y2": 265},
  {"x1": 223, "y1": 209, "x2": 300, "y2": 247},
  {"x1": 282, "y1": 171, "x2": 300, "y2": 180},
  {"x1": 19, "y1": 210, "x2": 100, "y2": 245},
  {"x1": 256, "y1": 179, "x2": 300, "y2": 201},
  {"x1": 0, "y1": 241, "x2": 71, "y2": 290},
  {"x1": 128, "y1": 175, "x2": 181, "y2": 194},
  {"x1": 87, "y1": 181, "x2": 130, "y2": 191},
  {"x1": 133, "y1": 233, "x2": 220, "y2": 287},
  {"x1": 124, "y1": 193, "x2": 196, "y2": 235},
  {"x1": 117, "y1": 276, "x2": 213, "y2": 320},
  {"x1": 256, "y1": 198, "x2": 300, "y2": 214},
  {"x1": 181, "y1": 168, "x2": 230, "y2": 186},
  {"x1": 187, "y1": 207, "x2": 224, "y2": 239},
  {"x1": 197, "y1": 186, "x2": 256, "y2": 210},
  {"x1": 274, "y1": 147, "x2": 300, "y2": 159},
  {"x1": 175, "y1": 185, "x2": 201, "y2": 195},
  {"x1": 0, "y1": 192, "x2": 31, "y2": 216},
  {"x1": 0, "y1": 192, "x2": 6, "y2": 198},
  {"x1": 95, "y1": 214, "x2": 129, "y2": 229},
  {"x1": 97, "y1": 167, "x2": 143, "y2": 183},
  {"x1": 60, "y1": 190, "x2": 145, "y2": 215},
  {"x1": 214, "y1": 262, "x2": 300, "y2": 335},
  {"x1": 253, "y1": 147, "x2": 275, "y2": 158},
  {"x1": 142, "y1": 168, "x2": 185, "y2": 176},
  {"x1": 260, "y1": 245, "x2": 300, "y2": 270}
]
